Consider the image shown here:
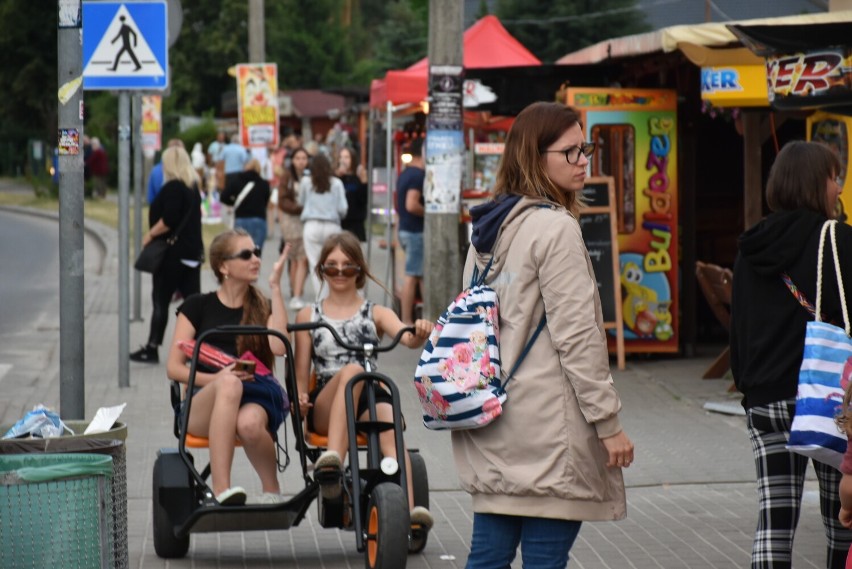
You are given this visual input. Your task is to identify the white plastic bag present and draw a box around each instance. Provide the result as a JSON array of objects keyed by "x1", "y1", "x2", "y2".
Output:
[{"x1": 2, "y1": 405, "x2": 73, "y2": 439}]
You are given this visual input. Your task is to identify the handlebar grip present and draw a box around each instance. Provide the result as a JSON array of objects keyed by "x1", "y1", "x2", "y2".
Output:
[
  {"x1": 214, "y1": 325, "x2": 268, "y2": 333},
  {"x1": 287, "y1": 322, "x2": 322, "y2": 333}
]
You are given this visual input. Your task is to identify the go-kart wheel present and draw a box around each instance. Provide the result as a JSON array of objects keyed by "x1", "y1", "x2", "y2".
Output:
[
  {"x1": 408, "y1": 452, "x2": 429, "y2": 554},
  {"x1": 365, "y1": 483, "x2": 409, "y2": 569},
  {"x1": 152, "y1": 454, "x2": 190, "y2": 558}
]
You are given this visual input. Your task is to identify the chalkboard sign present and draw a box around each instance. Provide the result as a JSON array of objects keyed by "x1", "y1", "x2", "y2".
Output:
[
  {"x1": 581, "y1": 180, "x2": 612, "y2": 208},
  {"x1": 579, "y1": 213, "x2": 616, "y2": 322},
  {"x1": 579, "y1": 176, "x2": 625, "y2": 369}
]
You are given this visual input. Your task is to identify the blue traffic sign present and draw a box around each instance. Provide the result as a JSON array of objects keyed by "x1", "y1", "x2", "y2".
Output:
[{"x1": 83, "y1": 1, "x2": 168, "y2": 90}]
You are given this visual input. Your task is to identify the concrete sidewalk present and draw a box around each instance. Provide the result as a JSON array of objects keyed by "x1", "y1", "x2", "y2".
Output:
[{"x1": 0, "y1": 202, "x2": 835, "y2": 568}]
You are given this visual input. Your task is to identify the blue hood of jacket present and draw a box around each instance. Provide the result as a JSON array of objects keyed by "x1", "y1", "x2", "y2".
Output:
[{"x1": 469, "y1": 195, "x2": 521, "y2": 254}]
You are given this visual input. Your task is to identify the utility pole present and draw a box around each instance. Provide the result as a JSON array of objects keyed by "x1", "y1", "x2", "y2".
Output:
[
  {"x1": 248, "y1": 0, "x2": 265, "y2": 62},
  {"x1": 57, "y1": 0, "x2": 85, "y2": 419},
  {"x1": 423, "y1": 0, "x2": 464, "y2": 320}
]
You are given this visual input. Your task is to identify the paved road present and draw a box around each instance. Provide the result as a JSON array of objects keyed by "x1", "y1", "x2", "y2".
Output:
[{"x1": 0, "y1": 202, "x2": 838, "y2": 568}]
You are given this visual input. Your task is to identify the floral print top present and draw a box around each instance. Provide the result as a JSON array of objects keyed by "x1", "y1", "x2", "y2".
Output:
[{"x1": 310, "y1": 300, "x2": 379, "y2": 390}]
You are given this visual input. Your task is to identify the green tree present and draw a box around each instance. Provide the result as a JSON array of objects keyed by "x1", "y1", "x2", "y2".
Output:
[
  {"x1": 0, "y1": 0, "x2": 58, "y2": 174},
  {"x1": 168, "y1": 0, "x2": 249, "y2": 115},
  {"x1": 369, "y1": 0, "x2": 428, "y2": 73},
  {"x1": 267, "y1": 0, "x2": 354, "y2": 89},
  {"x1": 496, "y1": 0, "x2": 650, "y2": 63}
]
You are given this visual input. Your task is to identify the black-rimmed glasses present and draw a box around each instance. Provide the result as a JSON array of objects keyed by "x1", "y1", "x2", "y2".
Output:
[
  {"x1": 542, "y1": 142, "x2": 596, "y2": 164},
  {"x1": 225, "y1": 247, "x2": 262, "y2": 260},
  {"x1": 321, "y1": 264, "x2": 361, "y2": 278}
]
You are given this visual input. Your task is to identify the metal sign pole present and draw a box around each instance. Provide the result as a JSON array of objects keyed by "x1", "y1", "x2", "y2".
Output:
[
  {"x1": 385, "y1": 101, "x2": 394, "y2": 307},
  {"x1": 132, "y1": 94, "x2": 143, "y2": 321},
  {"x1": 118, "y1": 92, "x2": 131, "y2": 388}
]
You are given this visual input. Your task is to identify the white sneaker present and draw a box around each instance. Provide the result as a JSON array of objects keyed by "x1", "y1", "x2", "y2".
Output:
[
  {"x1": 257, "y1": 492, "x2": 285, "y2": 505},
  {"x1": 288, "y1": 296, "x2": 306, "y2": 310},
  {"x1": 216, "y1": 486, "x2": 247, "y2": 506}
]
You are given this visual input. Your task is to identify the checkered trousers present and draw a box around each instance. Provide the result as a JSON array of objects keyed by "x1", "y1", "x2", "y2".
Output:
[{"x1": 746, "y1": 399, "x2": 852, "y2": 569}]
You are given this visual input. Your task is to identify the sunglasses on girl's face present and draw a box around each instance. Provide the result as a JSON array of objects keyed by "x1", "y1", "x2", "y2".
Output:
[
  {"x1": 225, "y1": 247, "x2": 262, "y2": 261},
  {"x1": 321, "y1": 264, "x2": 361, "y2": 277}
]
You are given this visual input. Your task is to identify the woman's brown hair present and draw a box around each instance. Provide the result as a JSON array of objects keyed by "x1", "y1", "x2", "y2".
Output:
[
  {"x1": 310, "y1": 153, "x2": 332, "y2": 194},
  {"x1": 209, "y1": 229, "x2": 273, "y2": 369},
  {"x1": 315, "y1": 231, "x2": 388, "y2": 294},
  {"x1": 493, "y1": 102, "x2": 585, "y2": 217},
  {"x1": 766, "y1": 140, "x2": 842, "y2": 217},
  {"x1": 336, "y1": 146, "x2": 359, "y2": 174}
]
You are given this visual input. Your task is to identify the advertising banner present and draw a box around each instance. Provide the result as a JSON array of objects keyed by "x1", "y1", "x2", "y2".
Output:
[
  {"x1": 567, "y1": 88, "x2": 679, "y2": 353},
  {"x1": 236, "y1": 63, "x2": 279, "y2": 148},
  {"x1": 425, "y1": 65, "x2": 464, "y2": 214},
  {"x1": 701, "y1": 65, "x2": 769, "y2": 107},
  {"x1": 808, "y1": 111, "x2": 851, "y2": 219},
  {"x1": 766, "y1": 49, "x2": 852, "y2": 109},
  {"x1": 141, "y1": 95, "x2": 161, "y2": 153}
]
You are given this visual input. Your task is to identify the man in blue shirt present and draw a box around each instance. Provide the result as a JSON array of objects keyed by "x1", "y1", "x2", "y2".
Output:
[
  {"x1": 221, "y1": 134, "x2": 249, "y2": 195},
  {"x1": 396, "y1": 137, "x2": 425, "y2": 324}
]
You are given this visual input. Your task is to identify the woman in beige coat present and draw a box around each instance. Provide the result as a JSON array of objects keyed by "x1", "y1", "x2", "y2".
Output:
[{"x1": 457, "y1": 101, "x2": 634, "y2": 568}]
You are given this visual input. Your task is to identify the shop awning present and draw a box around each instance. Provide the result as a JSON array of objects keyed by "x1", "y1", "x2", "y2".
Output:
[
  {"x1": 369, "y1": 15, "x2": 540, "y2": 109},
  {"x1": 727, "y1": 20, "x2": 852, "y2": 111},
  {"x1": 556, "y1": 11, "x2": 852, "y2": 65}
]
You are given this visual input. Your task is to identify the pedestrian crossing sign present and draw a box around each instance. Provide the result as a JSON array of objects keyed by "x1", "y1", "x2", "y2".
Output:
[{"x1": 83, "y1": 1, "x2": 168, "y2": 91}]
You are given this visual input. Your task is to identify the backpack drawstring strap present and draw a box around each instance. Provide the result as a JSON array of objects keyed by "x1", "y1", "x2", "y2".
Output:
[
  {"x1": 471, "y1": 256, "x2": 495, "y2": 288},
  {"x1": 497, "y1": 314, "x2": 547, "y2": 394}
]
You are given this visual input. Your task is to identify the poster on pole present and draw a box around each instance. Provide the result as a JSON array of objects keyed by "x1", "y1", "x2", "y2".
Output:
[
  {"x1": 236, "y1": 63, "x2": 279, "y2": 148},
  {"x1": 425, "y1": 65, "x2": 464, "y2": 213},
  {"x1": 141, "y1": 95, "x2": 162, "y2": 154}
]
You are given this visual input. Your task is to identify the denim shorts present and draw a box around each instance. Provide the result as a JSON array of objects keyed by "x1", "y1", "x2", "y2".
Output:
[
  {"x1": 234, "y1": 217, "x2": 268, "y2": 255},
  {"x1": 178, "y1": 375, "x2": 288, "y2": 435},
  {"x1": 398, "y1": 230, "x2": 424, "y2": 277}
]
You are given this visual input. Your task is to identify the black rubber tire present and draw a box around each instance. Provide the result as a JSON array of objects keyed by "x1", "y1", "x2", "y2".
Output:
[
  {"x1": 409, "y1": 452, "x2": 429, "y2": 510},
  {"x1": 152, "y1": 455, "x2": 191, "y2": 559},
  {"x1": 408, "y1": 452, "x2": 430, "y2": 554},
  {"x1": 365, "y1": 483, "x2": 410, "y2": 569}
]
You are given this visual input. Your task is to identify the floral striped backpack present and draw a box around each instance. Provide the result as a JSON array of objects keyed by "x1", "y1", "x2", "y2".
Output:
[{"x1": 413, "y1": 258, "x2": 546, "y2": 430}]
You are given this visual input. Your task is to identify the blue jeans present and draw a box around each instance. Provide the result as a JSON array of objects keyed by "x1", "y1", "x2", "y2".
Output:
[
  {"x1": 465, "y1": 513, "x2": 582, "y2": 569},
  {"x1": 234, "y1": 217, "x2": 267, "y2": 255}
]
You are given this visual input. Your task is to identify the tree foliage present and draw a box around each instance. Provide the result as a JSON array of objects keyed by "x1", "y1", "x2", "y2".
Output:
[
  {"x1": 267, "y1": 0, "x2": 354, "y2": 89},
  {"x1": 0, "y1": 1, "x2": 58, "y2": 145},
  {"x1": 496, "y1": 0, "x2": 651, "y2": 63},
  {"x1": 0, "y1": 0, "x2": 651, "y2": 164}
]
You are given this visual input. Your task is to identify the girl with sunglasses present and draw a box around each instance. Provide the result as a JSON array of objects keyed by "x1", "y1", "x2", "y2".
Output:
[
  {"x1": 292, "y1": 231, "x2": 434, "y2": 528},
  {"x1": 165, "y1": 228, "x2": 291, "y2": 506}
]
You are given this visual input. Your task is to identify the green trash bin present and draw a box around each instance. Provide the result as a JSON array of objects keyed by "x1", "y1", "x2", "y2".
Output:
[
  {"x1": 0, "y1": 452, "x2": 114, "y2": 568},
  {"x1": 0, "y1": 421, "x2": 128, "y2": 569}
]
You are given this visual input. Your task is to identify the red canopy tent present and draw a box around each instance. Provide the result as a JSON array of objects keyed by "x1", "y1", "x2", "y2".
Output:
[{"x1": 369, "y1": 15, "x2": 541, "y2": 109}]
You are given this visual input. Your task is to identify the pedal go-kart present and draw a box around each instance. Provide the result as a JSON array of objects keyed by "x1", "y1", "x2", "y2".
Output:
[{"x1": 151, "y1": 323, "x2": 430, "y2": 568}]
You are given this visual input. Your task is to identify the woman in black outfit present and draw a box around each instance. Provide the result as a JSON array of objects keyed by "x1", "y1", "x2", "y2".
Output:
[
  {"x1": 335, "y1": 146, "x2": 368, "y2": 241},
  {"x1": 731, "y1": 140, "x2": 850, "y2": 568},
  {"x1": 131, "y1": 146, "x2": 203, "y2": 363}
]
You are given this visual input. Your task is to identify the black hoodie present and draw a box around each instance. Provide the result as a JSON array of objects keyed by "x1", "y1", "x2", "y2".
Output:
[{"x1": 730, "y1": 208, "x2": 852, "y2": 409}]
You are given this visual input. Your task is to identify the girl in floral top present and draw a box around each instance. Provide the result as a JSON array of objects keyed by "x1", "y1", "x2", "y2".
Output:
[{"x1": 292, "y1": 231, "x2": 434, "y2": 528}]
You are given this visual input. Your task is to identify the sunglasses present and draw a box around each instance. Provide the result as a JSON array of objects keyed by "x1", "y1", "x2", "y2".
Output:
[
  {"x1": 225, "y1": 247, "x2": 262, "y2": 261},
  {"x1": 542, "y1": 142, "x2": 596, "y2": 165},
  {"x1": 321, "y1": 264, "x2": 361, "y2": 278}
]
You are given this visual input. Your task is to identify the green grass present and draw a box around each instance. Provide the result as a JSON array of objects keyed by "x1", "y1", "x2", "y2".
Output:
[{"x1": 0, "y1": 185, "x2": 225, "y2": 266}]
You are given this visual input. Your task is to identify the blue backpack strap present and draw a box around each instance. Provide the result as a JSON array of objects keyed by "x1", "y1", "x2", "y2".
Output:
[
  {"x1": 471, "y1": 256, "x2": 494, "y2": 287},
  {"x1": 498, "y1": 314, "x2": 547, "y2": 392}
]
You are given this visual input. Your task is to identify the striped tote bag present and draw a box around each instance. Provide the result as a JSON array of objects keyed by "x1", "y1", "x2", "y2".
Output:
[{"x1": 786, "y1": 220, "x2": 851, "y2": 469}]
